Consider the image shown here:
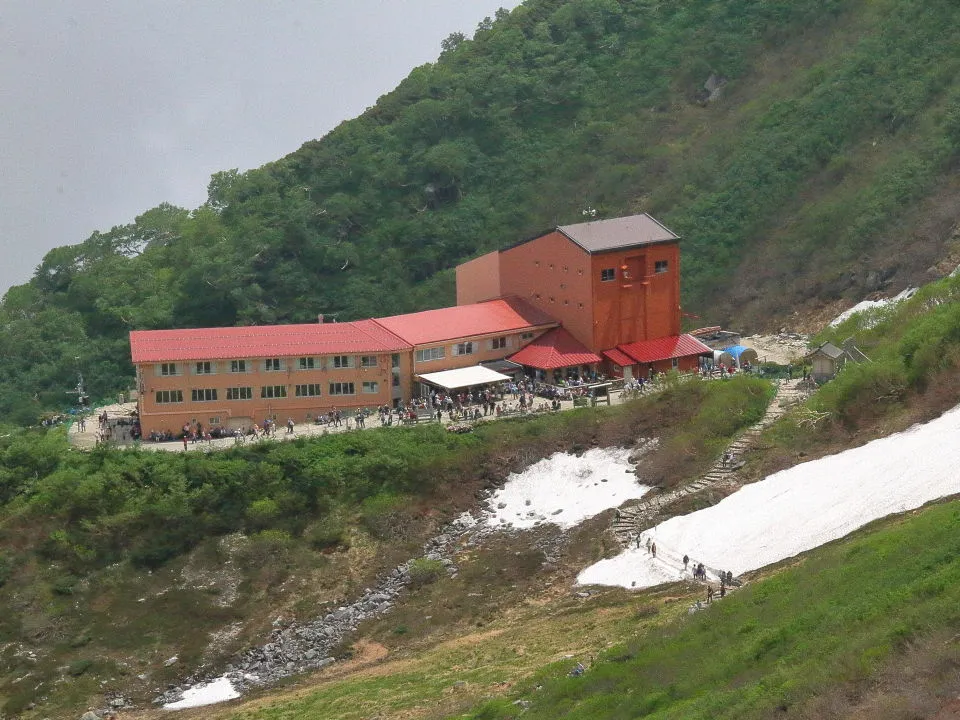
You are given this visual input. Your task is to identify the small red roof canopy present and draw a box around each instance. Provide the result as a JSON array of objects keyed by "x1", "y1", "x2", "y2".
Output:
[
  {"x1": 614, "y1": 334, "x2": 713, "y2": 364},
  {"x1": 602, "y1": 348, "x2": 635, "y2": 367},
  {"x1": 509, "y1": 327, "x2": 602, "y2": 370},
  {"x1": 375, "y1": 297, "x2": 556, "y2": 346},
  {"x1": 130, "y1": 319, "x2": 410, "y2": 363}
]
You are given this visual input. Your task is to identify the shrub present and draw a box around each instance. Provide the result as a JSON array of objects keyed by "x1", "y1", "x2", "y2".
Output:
[
  {"x1": 408, "y1": 558, "x2": 446, "y2": 589},
  {"x1": 307, "y1": 515, "x2": 349, "y2": 551},
  {"x1": 68, "y1": 659, "x2": 92, "y2": 676},
  {"x1": 360, "y1": 493, "x2": 413, "y2": 541}
]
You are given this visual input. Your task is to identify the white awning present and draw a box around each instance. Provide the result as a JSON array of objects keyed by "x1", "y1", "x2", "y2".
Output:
[{"x1": 417, "y1": 366, "x2": 512, "y2": 390}]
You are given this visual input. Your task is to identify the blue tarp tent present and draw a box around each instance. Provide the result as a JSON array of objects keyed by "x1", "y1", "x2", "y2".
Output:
[{"x1": 719, "y1": 345, "x2": 758, "y2": 367}]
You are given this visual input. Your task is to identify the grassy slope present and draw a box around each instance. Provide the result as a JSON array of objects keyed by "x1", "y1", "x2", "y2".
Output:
[
  {"x1": 0, "y1": 378, "x2": 771, "y2": 718},
  {"x1": 178, "y1": 499, "x2": 960, "y2": 720}
]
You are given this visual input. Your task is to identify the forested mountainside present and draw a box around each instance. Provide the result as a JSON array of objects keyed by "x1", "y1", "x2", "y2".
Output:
[{"x1": 5, "y1": 0, "x2": 960, "y2": 421}]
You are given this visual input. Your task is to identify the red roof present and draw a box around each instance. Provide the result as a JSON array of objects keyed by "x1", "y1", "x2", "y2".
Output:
[
  {"x1": 602, "y1": 348, "x2": 635, "y2": 367},
  {"x1": 508, "y1": 327, "x2": 602, "y2": 370},
  {"x1": 130, "y1": 319, "x2": 411, "y2": 363},
  {"x1": 375, "y1": 297, "x2": 556, "y2": 346},
  {"x1": 614, "y1": 334, "x2": 713, "y2": 364}
]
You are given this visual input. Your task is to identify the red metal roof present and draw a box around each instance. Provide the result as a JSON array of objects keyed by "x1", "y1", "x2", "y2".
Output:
[
  {"x1": 508, "y1": 327, "x2": 602, "y2": 370},
  {"x1": 375, "y1": 297, "x2": 557, "y2": 346},
  {"x1": 614, "y1": 334, "x2": 713, "y2": 364},
  {"x1": 129, "y1": 319, "x2": 411, "y2": 363},
  {"x1": 602, "y1": 348, "x2": 636, "y2": 367}
]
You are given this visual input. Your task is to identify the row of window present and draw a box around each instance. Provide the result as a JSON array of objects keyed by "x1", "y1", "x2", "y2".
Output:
[
  {"x1": 415, "y1": 334, "x2": 527, "y2": 363},
  {"x1": 600, "y1": 261, "x2": 669, "y2": 283},
  {"x1": 157, "y1": 355, "x2": 389, "y2": 377},
  {"x1": 155, "y1": 382, "x2": 378, "y2": 404}
]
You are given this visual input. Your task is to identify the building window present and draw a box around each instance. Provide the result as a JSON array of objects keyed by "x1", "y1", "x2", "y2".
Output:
[
  {"x1": 362, "y1": 381, "x2": 379, "y2": 393},
  {"x1": 191, "y1": 388, "x2": 218, "y2": 402},
  {"x1": 260, "y1": 385, "x2": 287, "y2": 399},
  {"x1": 392, "y1": 374, "x2": 400, "y2": 387},
  {"x1": 158, "y1": 362, "x2": 179, "y2": 376},
  {"x1": 521, "y1": 332, "x2": 534, "y2": 340},
  {"x1": 155, "y1": 390, "x2": 183, "y2": 404},
  {"x1": 655, "y1": 260, "x2": 669, "y2": 274},
  {"x1": 229, "y1": 359, "x2": 247, "y2": 373},
  {"x1": 415, "y1": 347, "x2": 445, "y2": 362},
  {"x1": 578, "y1": 302, "x2": 584, "y2": 309},
  {"x1": 453, "y1": 342, "x2": 475, "y2": 356},
  {"x1": 391, "y1": 353, "x2": 400, "y2": 369},
  {"x1": 298, "y1": 357, "x2": 316, "y2": 370},
  {"x1": 490, "y1": 336, "x2": 507, "y2": 350},
  {"x1": 671, "y1": 357, "x2": 679, "y2": 369},
  {"x1": 226, "y1": 386, "x2": 252, "y2": 400},
  {"x1": 209, "y1": 416, "x2": 221, "y2": 425},
  {"x1": 264, "y1": 358, "x2": 282, "y2": 371},
  {"x1": 329, "y1": 382, "x2": 355, "y2": 396},
  {"x1": 332, "y1": 355, "x2": 354, "y2": 369},
  {"x1": 295, "y1": 383, "x2": 322, "y2": 397},
  {"x1": 601, "y1": 268, "x2": 616, "y2": 282},
  {"x1": 194, "y1": 361, "x2": 214, "y2": 375},
  {"x1": 360, "y1": 355, "x2": 378, "y2": 368}
]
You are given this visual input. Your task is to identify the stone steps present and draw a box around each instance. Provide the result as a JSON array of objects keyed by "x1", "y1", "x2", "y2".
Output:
[{"x1": 613, "y1": 380, "x2": 805, "y2": 546}]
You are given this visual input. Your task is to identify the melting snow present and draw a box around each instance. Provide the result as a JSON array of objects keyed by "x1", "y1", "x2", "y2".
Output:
[
  {"x1": 484, "y1": 447, "x2": 649, "y2": 530},
  {"x1": 163, "y1": 676, "x2": 239, "y2": 710},
  {"x1": 829, "y1": 287, "x2": 917, "y2": 327},
  {"x1": 578, "y1": 404, "x2": 960, "y2": 589}
]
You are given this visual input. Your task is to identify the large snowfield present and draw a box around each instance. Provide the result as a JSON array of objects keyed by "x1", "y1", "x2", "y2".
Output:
[
  {"x1": 483, "y1": 447, "x2": 648, "y2": 530},
  {"x1": 578, "y1": 404, "x2": 960, "y2": 590}
]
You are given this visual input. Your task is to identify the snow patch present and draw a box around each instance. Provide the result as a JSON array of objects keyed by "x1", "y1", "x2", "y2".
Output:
[
  {"x1": 484, "y1": 447, "x2": 649, "y2": 530},
  {"x1": 578, "y1": 403, "x2": 960, "y2": 589},
  {"x1": 830, "y1": 287, "x2": 917, "y2": 327},
  {"x1": 163, "y1": 676, "x2": 239, "y2": 710}
]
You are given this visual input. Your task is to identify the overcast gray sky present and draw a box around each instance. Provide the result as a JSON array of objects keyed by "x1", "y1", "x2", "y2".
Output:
[{"x1": 0, "y1": 1, "x2": 521, "y2": 296}]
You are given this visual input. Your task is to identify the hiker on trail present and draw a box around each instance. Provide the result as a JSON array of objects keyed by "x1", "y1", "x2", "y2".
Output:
[
  {"x1": 645, "y1": 537, "x2": 652, "y2": 554},
  {"x1": 287, "y1": 417, "x2": 295, "y2": 434},
  {"x1": 683, "y1": 554, "x2": 689, "y2": 570},
  {"x1": 651, "y1": 543, "x2": 657, "y2": 558},
  {"x1": 636, "y1": 535, "x2": 642, "y2": 550},
  {"x1": 720, "y1": 581, "x2": 726, "y2": 598},
  {"x1": 182, "y1": 434, "x2": 188, "y2": 451},
  {"x1": 707, "y1": 585, "x2": 714, "y2": 603}
]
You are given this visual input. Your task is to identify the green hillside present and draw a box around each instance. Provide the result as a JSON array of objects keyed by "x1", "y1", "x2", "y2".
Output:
[{"x1": 5, "y1": 0, "x2": 960, "y2": 419}]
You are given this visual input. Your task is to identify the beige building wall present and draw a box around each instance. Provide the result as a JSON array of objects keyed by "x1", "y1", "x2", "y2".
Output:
[
  {"x1": 138, "y1": 352, "x2": 403, "y2": 436},
  {"x1": 455, "y1": 251, "x2": 501, "y2": 305}
]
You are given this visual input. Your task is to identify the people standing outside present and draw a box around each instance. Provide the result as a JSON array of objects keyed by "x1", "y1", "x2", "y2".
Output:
[
  {"x1": 651, "y1": 543, "x2": 657, "y2": 558},
  {"x1": 683, "y1": 554, "x2": 689, "y2": 570},
  {"x1": 287, "y1": 417, "x2": 295, "y2": 434},
  {"x1": 645, "y1": 537, "x2": 652, "y2": 554}
]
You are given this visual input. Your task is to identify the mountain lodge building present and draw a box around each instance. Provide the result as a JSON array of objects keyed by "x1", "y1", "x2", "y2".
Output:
[{"x1": 129, "y1": 214, "x2": 711, "y2": 436}]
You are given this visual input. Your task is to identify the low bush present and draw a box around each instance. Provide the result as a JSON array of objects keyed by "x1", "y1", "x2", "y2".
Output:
[{"x1": 408, "y1": 558, "x2": 446, "y2": 589}]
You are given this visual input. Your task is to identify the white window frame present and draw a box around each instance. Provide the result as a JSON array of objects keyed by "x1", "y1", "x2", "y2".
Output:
[
  {"x1": 155, "y1": 389, "x2": 183, "y2": 404},
  {"x1": 295, "y1": 383, "x2": 322, "y2": 397},
  {"x1": 332, "y1": 355, "x2": 354, "y2": 369},
  {"x1": 298, "y1": 357, "x2": 316, "y2": 370},
  {"x1": 361, "y1": 381, "x2": 379, "y2": 394},
  {"x1": 360, "y1": 355, "x2": 378, "y2": 368},
  {"x1": 158, "y1": 362, "x2": 180, "y2": 377},
  {"x1": 329, "y1": 382, "x2": 355, "y2": 396},
  {"x1": 264, "y1": 358, "x2": 283, "y2": 372},
  {"x1": 452, "y1": 342, "x2": 475, "y2": 357},
  {"x1": 229, "y1": 359, "x2": 248, "y2": 374},
  {"x1": 415, "y1": 347, "x2": 445, "y2": 363},
  {"x1": 193, "y1": 361, "x2": 215, "y2": 375},
  {"x1": 190, "y1": 388, "x2": 218, "y2": 402},
  {"x1": 600, "y1": 268, "x2": 616, "y2": 282},
  {"x1": 226, "y1": 386, "x2": 252, "y2": 400},
  {"x1": 490, "y1": 336, "x2": 508, "y2": 350},
  {"x1": 655, "y1": 260, "x2": 669, "y2": 274},
  {"x1": 260, "y1": 385, "x2": 288, "y2": 399}
]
